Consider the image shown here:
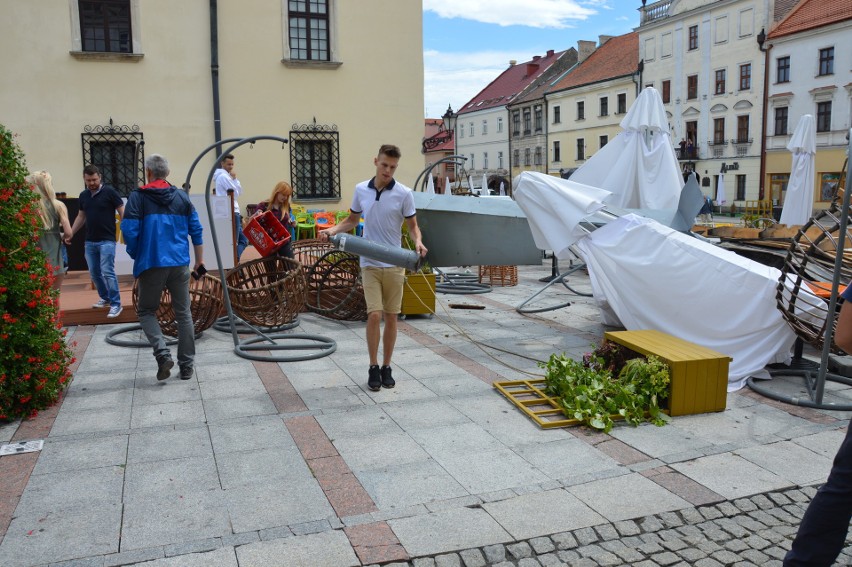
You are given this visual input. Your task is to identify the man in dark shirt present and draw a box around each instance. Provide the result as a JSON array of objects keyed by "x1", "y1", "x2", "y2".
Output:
[{"x1": 67, "y1": 165, "x2": 125, "y2": 318}]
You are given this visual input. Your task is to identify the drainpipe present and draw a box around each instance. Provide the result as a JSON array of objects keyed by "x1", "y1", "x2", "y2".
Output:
[
  {"x1": 210, "y1": 0, "x2": 223, "y2": 155},
  {"x1": 758, "y1": 29, "x2": 769, "y2": 202}
]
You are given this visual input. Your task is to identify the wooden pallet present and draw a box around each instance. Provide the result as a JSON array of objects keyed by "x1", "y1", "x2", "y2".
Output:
[{"x1": 493, "y1": 379, "x2": 582, "y2": 429}]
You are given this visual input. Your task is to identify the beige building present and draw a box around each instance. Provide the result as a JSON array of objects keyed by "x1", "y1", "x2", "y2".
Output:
[
  {"x1": 638, "y1": 0, "x2": 779, "y2": 207},
  {"x1": 546, "y1": 33, "x2": 640, "y2": 176},
  {"x1": 764, "y1": 0, "x2": 852, "y2": 211},
  {"x1": 0, "y1": 0, "x2": 424, "y2": 211}
]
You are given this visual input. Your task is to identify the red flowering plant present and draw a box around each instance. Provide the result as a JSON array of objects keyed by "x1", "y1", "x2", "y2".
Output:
[{"x1": 0, "y1": 124, "x2": 74, "y2": 420}]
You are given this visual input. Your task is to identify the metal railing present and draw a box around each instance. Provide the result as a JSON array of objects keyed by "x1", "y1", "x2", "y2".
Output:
[{"x1": 640, "y1": 0, "x2": 673, "y2": 24}]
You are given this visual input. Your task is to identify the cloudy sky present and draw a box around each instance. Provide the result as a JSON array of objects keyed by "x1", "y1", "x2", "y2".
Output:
[{"x1": 423, "y1": 0, "x2": 640, "y2": 118}]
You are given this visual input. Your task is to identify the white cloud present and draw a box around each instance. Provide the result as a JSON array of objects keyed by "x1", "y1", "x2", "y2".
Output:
[
  {"x1": 423, "y1": 0, "x2": 595, "y2": 28},
  {"x1": 423, "y1": 49, "x2": 538, "y2": 118}
]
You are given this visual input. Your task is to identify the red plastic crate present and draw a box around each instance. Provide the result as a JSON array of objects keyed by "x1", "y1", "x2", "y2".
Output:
[{"x1": 242, "y1": 211, "x2": 291, "y2": 257}]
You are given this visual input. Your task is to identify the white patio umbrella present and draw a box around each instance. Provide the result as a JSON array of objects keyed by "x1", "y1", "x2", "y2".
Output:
[
  {"x1": 481, "y1": 173, "x2": 489, "y2": 195},
  {"x1": 425, "y1": 173, "x2": 435, "y2": 195},
  {"x1": 716, "y1": 173, "x2": 727, "y2": 208},
  {"x1": 499, "y1": 181, "x2": 506, "y2": 196},
  {"x1": 445, "y1": 176, "x2": 451, "y2": 194},
  {"x1": 569, "y1": 87, "x2": 683, "y2": 210},
  {"x1": 468, "y1": 176, "x2": 476, "y2": 194},
  {"x1": 779, "y1": 114, "x2": 817, "y2": 226}
]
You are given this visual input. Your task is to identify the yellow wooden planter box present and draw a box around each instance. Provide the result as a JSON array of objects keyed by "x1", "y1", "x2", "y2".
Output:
[
  {"x1": 604, "y1": 329, "x2": 731, "y2": 416},
  {"x1": 401, "y1": 272, "x2": 435, "y2": 316}
]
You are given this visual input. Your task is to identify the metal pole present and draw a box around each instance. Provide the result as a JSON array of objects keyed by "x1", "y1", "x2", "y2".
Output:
[{"x1": 414, "y1": 155, "x2": 467, "y2": 193}]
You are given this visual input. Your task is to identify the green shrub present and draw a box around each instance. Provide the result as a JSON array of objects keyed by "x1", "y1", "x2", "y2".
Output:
[{"x1": 0, "y1": 124, "x2": 74, "y2": 420}]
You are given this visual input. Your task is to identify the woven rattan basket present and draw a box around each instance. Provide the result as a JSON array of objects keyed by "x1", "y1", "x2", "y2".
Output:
[
  {"x1": 225, "y1": 256, "x2": 306, "y2": 328},
  {"x1": 131, "y1": 272, "x2": 224, "y2": 337}
]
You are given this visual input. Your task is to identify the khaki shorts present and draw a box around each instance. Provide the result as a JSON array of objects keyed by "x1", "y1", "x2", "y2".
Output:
[{"x1": 362, "y1": 266, "x2": 406, "y2": 314}]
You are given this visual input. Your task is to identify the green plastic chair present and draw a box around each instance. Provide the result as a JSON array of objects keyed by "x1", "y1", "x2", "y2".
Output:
[
  {"x1": 335, "y1": 210, "x2": 356, "y2": 234},
  {"x1": 295, "y1": 212, "x2": 316, "y2": 240}
]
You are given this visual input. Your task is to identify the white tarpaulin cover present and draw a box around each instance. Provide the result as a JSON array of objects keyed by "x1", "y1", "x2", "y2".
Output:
[
  {"x1": 779, "y1": 114, "x2": 817, "y2": 227},
  {"x1": 514, "y1": 171, "x2": 611, "y2": 259},
  {"x1": 716, "y1": 173, "x2": 727, "y2": 206},
  {"x1": 426, "y1": 173, "x2": 436, "y2": 195},
  {"x1": 575, "y1": 214, "x2": 823, "y2": 391},
  {"x1": 569, "y1": 87, "x2": 684, "y2": 210}
]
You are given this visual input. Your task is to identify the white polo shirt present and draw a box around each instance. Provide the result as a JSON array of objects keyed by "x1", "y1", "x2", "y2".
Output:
[{"x1": 350, "y1": 177, "x2": 416, "y2": 268}]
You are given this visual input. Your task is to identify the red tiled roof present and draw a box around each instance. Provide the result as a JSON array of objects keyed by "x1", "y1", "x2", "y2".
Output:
[
  {"x1": 767, "y1": 0, "x2": 852, "y2": 39},
  {"x1": 548, "y1": 32, "x2": 638, "y2": 93},
  {"x1": 458, "y1": 50, "x2": 567, "y2": 115}
]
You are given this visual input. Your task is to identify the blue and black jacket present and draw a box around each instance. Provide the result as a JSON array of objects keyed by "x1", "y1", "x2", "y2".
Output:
[{"x1": 121, "y1": 179, "x2": 204, "y2": 278}]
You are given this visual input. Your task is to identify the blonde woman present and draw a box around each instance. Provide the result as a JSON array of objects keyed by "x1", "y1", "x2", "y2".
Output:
[
  {"x1": 26, "y1": 170, "x2": 72, "y2": 292},
  {"x1": 255, "y1": 181, "x2": 295, "y2": 258}
]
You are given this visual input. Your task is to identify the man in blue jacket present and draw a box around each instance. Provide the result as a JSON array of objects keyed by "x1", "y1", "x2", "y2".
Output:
[{"x1": 121, "y1": 154, "x2": 204, "y2": 381}]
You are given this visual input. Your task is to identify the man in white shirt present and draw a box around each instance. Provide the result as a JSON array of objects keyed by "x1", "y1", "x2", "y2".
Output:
[
  {"x1": 319, "y1": 144, "x2": 427, "y2": 392},
  {"x1": 213, "y1": 154, "x2": 248, "y2": 260}
]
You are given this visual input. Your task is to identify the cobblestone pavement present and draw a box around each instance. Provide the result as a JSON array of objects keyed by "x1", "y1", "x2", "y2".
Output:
[{"x1": 378, "y1": 487, "x2": 852, "y2": 567}]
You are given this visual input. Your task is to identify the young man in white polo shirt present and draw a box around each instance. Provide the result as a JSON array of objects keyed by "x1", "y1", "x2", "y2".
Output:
[{"x1": 319, "y1": 144, "x2": 427, "y2": 391}]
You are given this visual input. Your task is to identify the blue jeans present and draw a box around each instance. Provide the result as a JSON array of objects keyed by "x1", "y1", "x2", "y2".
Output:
[
  {"x1": 84, "y1": 240, "x2": 120, "y2": 307},
  {"x1": 235, "y1": 212, "x2": 248, "y2": 260},
  {"x1": 784, "y1": 422, "x2": 852, "y2": 566},
  {"x1": 136, "y1": 266, "x2": 195, "y2": 368}
]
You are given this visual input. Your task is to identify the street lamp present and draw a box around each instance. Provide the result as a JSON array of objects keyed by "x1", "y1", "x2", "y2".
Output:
[
  {"x1": 442, "y1": 104, "x2": 457, "y2": 134},
  {"x1": 756, "y1": 28, "x2": 766, "y2": 52}
]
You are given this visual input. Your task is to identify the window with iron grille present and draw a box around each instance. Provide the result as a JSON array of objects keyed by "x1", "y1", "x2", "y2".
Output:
[
  {"x1": 817, "y1": 101, "x2": 832, "y2": 132},
  {"x1": 289, "y1": 121, "x2": 340, "y2": 201},
  {"x1": 737, "y1": 115, "x2": 749, "y2": 143},
  {"x1": 662, "y1": 80, "x2": 671, "y2": 103},
  {"x1": 81, "y1": 120, "x2": 144, "y2": 198},
  {"x1": 288, "y1": 0, "x2": 330, "y2": 61},
  {"x1": 776, "y1": 56, "x2": 790, "y2": 83},
  {"x1": 818, "y1": 47, "x2": 834, "y2": 76},
  {"x1": 713, "y1": 118, "x2": 725, "y2": 145},
  {"x1": 524, "y1": 148, "x2": 531, "y2": 166},
  {"x1": 552, "y1": 141, "x2": 560, "y2": 163},
  {"x1": 688, "y1": 25, "x2": 698, "y2": 50},
  {"x1": 687, "y1": 75, "x2": 698, "y2": 100},
  {"x1": 512, "y1": 111, "x2": 520, "y2": 135},
  {"x1": 739, "y1": 64, "x2": 751, "y2": 90},
  {"x1": 577, "y1": 101, "x2": 585, "y2": 120},
  {"x1": 576, "y1": 138, "x2": 585, "y2": 161},
  {"x1": 79, "y1": 0, "x2": 132, "y2": 53},
  {"x1": 617, "y1": 93, "x2": 626, "y2": 114},
  {"x1": 774, "y1": 107, "x2": 788, "y2": 136},
  {"x1": 599, "y1": 97, "x2": 608, "y2": 117},
  {"x1": 736, "y1": 174, "x2": 746, "y2": 201},
  {"x1": 715, "y1": 69, "x2": 726, "y2": 95},
  {"x1": 534, "y1": 146, "x2": 542, "y2": 166},
  {"x1": 534, "y1": 106, "x2": 542, "y2": 132}
]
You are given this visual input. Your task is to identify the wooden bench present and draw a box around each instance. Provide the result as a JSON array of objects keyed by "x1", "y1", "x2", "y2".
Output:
[{"x1": 604, "y1": 329, "x2": 731, "y2": 416}]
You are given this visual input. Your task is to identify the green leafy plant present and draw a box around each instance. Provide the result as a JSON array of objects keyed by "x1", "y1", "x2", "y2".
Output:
[
  {"x1": 0, "y1": 124, "x2": 74, "y2": 420},
  {"x1": 542, "y1": 348, "x2": 670, "y2": 433}
]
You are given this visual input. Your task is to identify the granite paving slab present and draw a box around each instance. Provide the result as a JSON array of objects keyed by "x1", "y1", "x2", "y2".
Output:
[
  {"x1": 236, "y1": 529, "x2": 359, "y2": 567},
  {"x1": 31, "y1": 434, "x2": 127, "y2": 475},
  {"x1": 381, "y1": 399, "x2": 471, "y2": 431},
  {"x1": 315, "y1": 405, "x2": 402, "y2": 440},
  {"x1": 734, "y1": 439, "x2": 834, "y2": 486},
  {"x1": 670, "y1": 452, "x2": 794, "y2": 500},
  {"x1": 134, "y1": 547, "x2": 239, "y2": 566},
  {"x1": 207, "y1": 415, "x2": 296, "y2": 453},
  {"x1": 568, "y1": 471, "x2": 691, "y2": 522},
  {"x1": 216, "y1": 445, "x2": 310, "y2": 490},
  {"x1": 50, "y1": 404, "x2": 132, "y2": 436},
  {"x1": 513, "y1": 437, "x2": 622, "y2": 481},
  {"x1": 202, "y1": 394, "x2": 279, "y2": 422},
  {"x1": 223, "y1": 479, "x2": 335, "y2": 533},
  {"x1": 433, "y1": 447, "x2": 550, "y2": 494},
  {"x1": 132, "y1": 379, "x2": 202, "y2": 405},
  {"x1": 120, "y1": 492, "x2": 231, "y2": 551},
  {"x1": 791, "y1": 427, "x2": 847, "y2": 459},
  {"x1": 355, "y1": 458, "x2": 469, "y2": 509},
  {"x1": 16, "y1": 465, "x2": 124, "y2": 515},
  {"x1": 332, "y1": 431, "x2": 431, "y2": 471},
  {"x1": 127, "y1": 425, "x2": 213, "y2": 464},
  {"x1": 482, "y1": 488, "x2": 607, "y2": 540},
  {"x1": 388, "y1": 506, "x2": 512, "y2": 557},
  {"x1": 123, "y1": 455, "x2": 220, "y2": 500},
  {"x1": 129, "y1": 399, "x2": 206, "y2": 429}
]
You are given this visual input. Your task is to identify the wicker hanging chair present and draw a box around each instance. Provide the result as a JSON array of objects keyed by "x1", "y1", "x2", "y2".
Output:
[
  {"x1": 225, "y1": 256, "x2": 306, "y2": 328},
  {"x1": 776, "y1": 200, "x2": 852, "y2": 353},
  {"x1": 293, "y1": 240, "x2": 367, "y2": 321},
  {"x1": 131, "y1": 273, "x2": 224, "y2": 337}
]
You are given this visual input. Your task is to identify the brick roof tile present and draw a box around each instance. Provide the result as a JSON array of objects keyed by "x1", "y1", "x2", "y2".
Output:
[
  {"x1": 548, "y1": 32, "x2": 638, "y2": 93},
  {"x1": 767, "y1": 0, "x2": 852, "y2": 38}
]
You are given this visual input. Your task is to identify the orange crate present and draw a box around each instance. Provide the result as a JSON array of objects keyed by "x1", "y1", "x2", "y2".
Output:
[
  {"x1": 243, "y1": 211, "x2": 291, "y2": 257},
  {"x1": 478, "y1": 265, "x2": 518, "y2": 286}
]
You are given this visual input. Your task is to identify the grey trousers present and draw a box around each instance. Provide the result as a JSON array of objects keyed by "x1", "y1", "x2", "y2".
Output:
[{"x1": 136, "y1": 266, "x2": 195, "y2": 368}]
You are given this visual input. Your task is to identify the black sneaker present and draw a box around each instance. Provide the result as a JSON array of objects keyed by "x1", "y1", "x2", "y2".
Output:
[
  {"x1": 367, "y1": 365, "x2": 381, "y2": 391},
  {"x1": 156, "y1": 356, "x2": 174, "y2": 381},
  {"x1": 380, "y1": 366, "x2": 395, "y2": 389},
  {"x1": 179, "y1": 366, "x2": 194, "y2": 380}
]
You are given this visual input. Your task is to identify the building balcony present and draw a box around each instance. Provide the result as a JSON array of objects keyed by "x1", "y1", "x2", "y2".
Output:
[
  {"x1": 677, "y1": 144, "x2": 699, "y2": 161},
  {"x1": 707, "y1": 140, "x2": 728, "y2": 158},
  {"x1": 731, "y1": 138, "x2": 753, "y2": 157},
  {"x1": 640, "y1": 0, "x2": 673, "y2": 25}
]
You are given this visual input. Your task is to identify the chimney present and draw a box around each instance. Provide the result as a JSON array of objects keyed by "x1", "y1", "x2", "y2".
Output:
[
  {"x1": 526, "y1": 62, "x2": 540, "y2": 76},
  {"x1": 546, "y1": 49, "x2": 555, "y2": 58},
  {"x1": 577, "y1": 40, "x2": 596, "y2": 63},
  {"x1": 509, "y1": 60, "x2": 517, "y2": 66},
  {"x1": 532, "y1": 55, "x2": 541, "y2": 61},
  {"x1": 599, "y1": 35, "x2": 615, "y2": 46}
]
